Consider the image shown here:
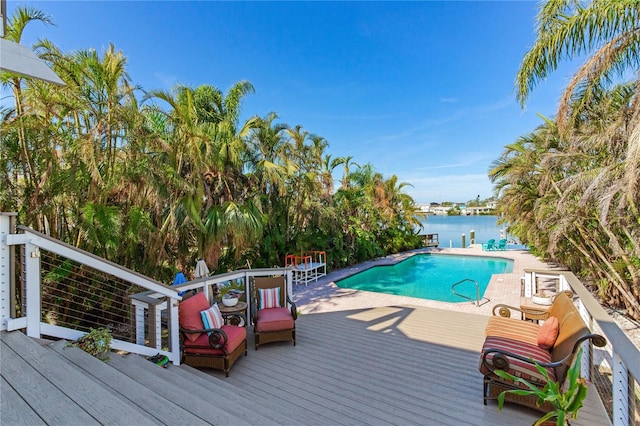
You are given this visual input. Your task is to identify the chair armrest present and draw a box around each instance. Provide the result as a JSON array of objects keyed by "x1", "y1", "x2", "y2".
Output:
[
  {"x1": 286, "y1": 294, "x2": 297, "y2": 320},
  {"x1": 221, "y1": 312, "x2": 246, "y2": 327},
  {"x1": 179, "y1": 326, "x2": 228, "y2": 349},
  {"x1": 481, "y1": 346, "x2": 563, "y2": 375},
  {"x1": 491, "y1": 303, "x2": 550, "y2": 320}
]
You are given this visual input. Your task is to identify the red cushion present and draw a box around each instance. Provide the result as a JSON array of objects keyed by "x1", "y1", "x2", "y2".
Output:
[
  {"x1": 179, "y1": 292, "x2": 209, "y2": 342},
  {"x1": 537, "y1": 316, "x2": 559, "y2": 349},
  {"x1": 183, "y1": 325, "x2": 247, "y2": 355},
  {"x1": 256, "y1": 307, "x2": 294, "y2": 332},
  {"x1": 479, "y1": 335, "x2": 556, "y2": 387}
]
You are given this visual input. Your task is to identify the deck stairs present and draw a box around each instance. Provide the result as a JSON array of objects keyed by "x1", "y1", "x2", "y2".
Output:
[{"x1": 1, "y1": 330, "x2": 296, "y2": 425}]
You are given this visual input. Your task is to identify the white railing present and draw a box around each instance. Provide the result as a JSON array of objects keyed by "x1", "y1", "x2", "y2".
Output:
[
  {"x1": 524, "y1": 268, "x2": 639, "y2": 426},
  {"x1": 0, "y1": 213, "x2": 294, "y2": 366},
  {"x1": 129, "y1": 267, "x2": 293, "y2": 349},
  {"x1": 0, "y1": 214, "x2": 183, "y2": 363}
]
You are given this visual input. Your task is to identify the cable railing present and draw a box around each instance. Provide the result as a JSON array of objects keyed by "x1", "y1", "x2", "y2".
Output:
[
  {"x1": 523, "y1": 268, "x2": 640, "y2": 426},
  {"x1": 1, "y1": 219, "x2": 182, "y2": 362},
  {"x1": 0, "y1": 214, "x2": 293, "y2": 366}
]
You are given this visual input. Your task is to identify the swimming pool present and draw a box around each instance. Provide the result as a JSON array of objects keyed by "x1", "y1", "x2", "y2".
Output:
[{"x1": 335, "y1": 254, "x2": 513, "y2": 303}]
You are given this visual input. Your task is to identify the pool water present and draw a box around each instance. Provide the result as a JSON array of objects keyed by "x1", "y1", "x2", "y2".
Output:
[{"x1": 336, "y1": 254, "x2": 513, "y2": 303}]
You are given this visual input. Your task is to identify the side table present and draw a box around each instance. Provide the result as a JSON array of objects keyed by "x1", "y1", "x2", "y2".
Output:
[
  {"x1": 218, "y1": 301, "x2": 248, "y2": 327},
  {"x1": 519, "y1": 297, "x2": 551, "y2": 323}
]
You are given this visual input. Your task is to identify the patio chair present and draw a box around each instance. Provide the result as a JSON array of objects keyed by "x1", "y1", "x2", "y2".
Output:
[
  {"x1": 251, "y1": 276, "x2": 297, "y2": 350},
  {"x1": 496, "y1": 239, "x2": 507, "y2": 251},
  {"x1": 482, "y1": 239, "x2": 496, "y2": 251},
  {"x1": 178, "y1": 291, "x2": 247, "y2": 376}
]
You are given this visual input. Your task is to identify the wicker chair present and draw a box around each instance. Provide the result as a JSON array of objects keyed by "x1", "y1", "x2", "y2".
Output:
[
  {"x1": 178, "y1": 292, "x2": 247, "y2": 376},
  {"x1": 251, "y1": 276, "x2": 297, "y2": 350}
]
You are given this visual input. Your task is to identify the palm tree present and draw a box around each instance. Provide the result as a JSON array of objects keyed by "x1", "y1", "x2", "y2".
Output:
[
  {"x1": 145, "y1": 82, "x2": 262, "y2": 271},
  {"x1": 507, "y1": 0, "x2": 640, "y2": 319}
]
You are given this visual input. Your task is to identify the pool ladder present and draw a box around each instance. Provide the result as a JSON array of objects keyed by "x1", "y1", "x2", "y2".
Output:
[{"x1": 451, "y1": 279, "x2": 491, "y2": 307}]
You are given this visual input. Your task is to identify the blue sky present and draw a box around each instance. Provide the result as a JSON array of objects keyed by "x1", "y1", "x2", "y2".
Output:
[{"x1": 9, "y1": 1, "x2": 579, "y2": 204}]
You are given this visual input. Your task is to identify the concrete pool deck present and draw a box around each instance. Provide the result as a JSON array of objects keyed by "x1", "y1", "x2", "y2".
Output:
[{"x1": 291, "y1": 244, "x2": 566, "y2": 316}]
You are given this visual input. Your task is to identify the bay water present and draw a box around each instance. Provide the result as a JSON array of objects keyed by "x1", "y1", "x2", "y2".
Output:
[{"x1": 419, "y1": 215, "x2": 509, "y2": 248}]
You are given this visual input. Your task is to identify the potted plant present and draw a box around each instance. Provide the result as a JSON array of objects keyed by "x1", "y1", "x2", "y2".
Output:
[
  {"x1": 68, "y1": 327, "x2": 113, "y2": 361},
  {"x1": 531, "y1": 291, "x2": 553, "y2": 306},
  {"x1": 496, "y1": 348, "x2": 588, "y2": 425}
]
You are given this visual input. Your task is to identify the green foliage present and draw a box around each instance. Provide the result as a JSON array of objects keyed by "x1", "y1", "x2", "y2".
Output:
[
  {"x1": 447, "y1": 206, "x2": 461, "y2": 216},
  {"x1": 491, "y1": 0, "x2": 640, "y2": 320},
  {"x1": 496, "y1": 349, "x2": 588, "y2": 426},
  {"x1": 1, "y1": 5, "x2": 427, "y2": 333},
  {"x1": 68, "y1": 327, "x2": 113, "y2": 361}
]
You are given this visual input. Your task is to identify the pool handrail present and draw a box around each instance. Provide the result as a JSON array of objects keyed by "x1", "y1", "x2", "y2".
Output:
[{"x1": 451, "y1": 278, "x2": 491, "y2": 307}]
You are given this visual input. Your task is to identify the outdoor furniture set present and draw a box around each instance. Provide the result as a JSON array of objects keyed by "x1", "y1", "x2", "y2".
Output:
[
  {"x1": 479, "y1": 291, "x2": 607, "y2": 412},
  {"x1": 178, "y1": 276, "x2": 296, "y2": 376},
  {"x1": 285, "y1": 250, "x2": 327, "y2": 285}
]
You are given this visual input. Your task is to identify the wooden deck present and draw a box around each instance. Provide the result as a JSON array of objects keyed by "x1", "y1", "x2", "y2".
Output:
[{"x1": 1, "y1": 305, "x2": 611, "y2": 425}]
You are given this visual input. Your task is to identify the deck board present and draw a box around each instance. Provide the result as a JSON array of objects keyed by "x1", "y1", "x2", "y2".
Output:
[
  {"x1": 1, "y1": 304, "x2": 611, "y2": 425},
  {"x1": 48, "y1": 340, "x2": 205, "y2": 426},
  {"x1": 0, "y1": 339, "x2": 99, "y2": 425},
  {"x1": 219, "y1": 305, "x2": 610, "y2": 425},
  {"x1": 0, "y1": 376, "x2": 46, "y2": 426}
]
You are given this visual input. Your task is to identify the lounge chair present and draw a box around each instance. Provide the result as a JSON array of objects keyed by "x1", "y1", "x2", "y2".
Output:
[
  {"x1": 496, "y1": 239, "x2": 507, "y2": 251},
  {"x1": 251, "y1": 276, "x2": 297, "y2": 350},
  {"x1": 482, "y1": 239, "x2": 496, "y2": 251}
]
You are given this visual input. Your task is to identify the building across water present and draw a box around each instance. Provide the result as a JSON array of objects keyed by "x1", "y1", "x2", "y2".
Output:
[{"x1": 417, "y1": 202, "x2": 497, "y2": 215}]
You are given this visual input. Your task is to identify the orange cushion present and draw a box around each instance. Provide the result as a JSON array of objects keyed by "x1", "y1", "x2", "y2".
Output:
[
  {"x1": 183, "y1": 325, "x2": 246, "y2": 355},
  {"x1": 179, "y1": 292, "x2": 209, "y2": 342},
  {"x1": 256, "y1": 307, "x2": 294, "y2": 332},
  {"x1": 537, "y1": 316, "x2": 559, "y2": 349}
]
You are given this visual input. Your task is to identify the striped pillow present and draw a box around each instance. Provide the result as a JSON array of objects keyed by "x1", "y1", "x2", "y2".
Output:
[
  {"x1": 200, "y1": 304, "x2": 224, "y2": 332},
  {"x1": 259, "y1": 287, "x2": 281, "y2": 310}
]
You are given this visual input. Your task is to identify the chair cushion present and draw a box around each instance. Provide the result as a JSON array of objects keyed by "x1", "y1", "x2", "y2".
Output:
[
  {"x1": 201, "y1": 303, "x2": 224, "y2": 331},
  {"x1": 183, "y1": 325, "x2": 247, "y2": 355},
  {"x1": 179, "y1": 292, "x2": 209, "y2": 342},
  {"x1": 479, "y1": 335, "x2": 556, "y2": 387},
  {"x1": 256, "y1": 307, "x2": 294, "y2": 332},
  {"x1": 537, "y1": 316, "x2": 559, "y2": 349},
  {"x1": 485, "y1": 316, "x2": 540, "y2": 346},
  {"x1": 259, "y1": 287, "x2": 281, "y2": 309}
]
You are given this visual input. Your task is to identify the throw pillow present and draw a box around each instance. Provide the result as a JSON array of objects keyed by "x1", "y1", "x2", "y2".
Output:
[
  {"x1": 200, "y1": 303, "x2": 225, "y2": 332},
  {"x1": 178, "y1": 291, "x2": 209, "y2": 342},
  {"x1": 259, "y1": 287, "x2": 281, "y2": 310},
  {"x1": 537, "y1": 316, "x2": 559, "y2": 349}
]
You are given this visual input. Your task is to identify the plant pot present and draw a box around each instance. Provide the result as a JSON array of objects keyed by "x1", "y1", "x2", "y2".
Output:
[
  {"x1": 532, "y1": 295, "x2": 553, "y2": 305},
  {"x1": 222, "y1": 296, "x2": 239, "y2": 307}
]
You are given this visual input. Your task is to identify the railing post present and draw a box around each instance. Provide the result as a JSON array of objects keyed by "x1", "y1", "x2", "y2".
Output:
[
  {"x1": 523, "y1": 272, "x2": 533, "y2": 297},
  {"x1": 131, "y1": 300, "x2": 146, "y2": 345},
  {"x1": 24, "y1": 240, "x2": 41, "y2": 338},
  {"x1": 612, "y1": 350, "x2": 630, "y2": 426},
  {"x1": 0, "y1": 212, "x2": 17, "y2": 331},
  {"x1": 244, "y1": 271, "x2": 251, "y2": 326},
  {"x1": 168, "y1": 296, "x2": 181, "y2": 365}
]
